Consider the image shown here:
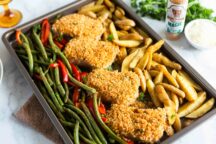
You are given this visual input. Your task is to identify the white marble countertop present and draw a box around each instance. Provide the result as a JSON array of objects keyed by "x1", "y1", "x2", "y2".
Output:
[{"x1": 0, "y1": 0, "x2": 216, "y2": 144}]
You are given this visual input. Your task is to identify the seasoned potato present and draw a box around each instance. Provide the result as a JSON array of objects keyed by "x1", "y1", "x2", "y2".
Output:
[{"x1": 134, "y1": 67, "x2": 146, "y2": 93}]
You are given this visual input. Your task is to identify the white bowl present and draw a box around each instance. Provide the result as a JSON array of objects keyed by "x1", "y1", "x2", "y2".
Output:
[{"x1": 184, "y1": 19, "x2": 216, "y2": 50}]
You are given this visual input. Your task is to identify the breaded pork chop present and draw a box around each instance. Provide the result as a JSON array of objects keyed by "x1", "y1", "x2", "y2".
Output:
[
  {"x1": 52, "y1": 14, "x2": 104, "y2": 39},
  {"x1": 64, "y1": 37, "x2": 119, "y2": 69},
  {"x1": 87, "y1": 69, "x2": 140, "y2": 105},
  {"x1": 106, "y1": 104, "x2": 167, "y2": 143}
]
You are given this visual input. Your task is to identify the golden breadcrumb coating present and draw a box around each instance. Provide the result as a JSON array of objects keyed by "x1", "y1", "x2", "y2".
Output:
[
  {"x1": 52, "y1": 14, "x2": 104, "y2": 39},
  {"x1": 87, "y1": 69, "x2": 140, "y2": 105},
  {"x1": 64, "y1": 37, "x2": 119, "y2": 69},
  {"x1": 106, "y1": 104, "x2": 167, "y2": 143}
]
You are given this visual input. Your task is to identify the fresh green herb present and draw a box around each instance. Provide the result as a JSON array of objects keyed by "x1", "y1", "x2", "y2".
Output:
[
  {"x1": 106, "y1": 65, "x2": 113, "y2": 71},
  {"x1": 107, "y1": 34, "x2": 114, "y2": 41},
  {"x1": 137, "y1": 92, "x2": 145, "y2": 101},
  {"x1": 131, "y1": 0, "x2": 216, "y2": 23}
]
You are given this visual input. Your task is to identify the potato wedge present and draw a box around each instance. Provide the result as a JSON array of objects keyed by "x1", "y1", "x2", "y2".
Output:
[
  {"x1": 104, "y1": 0, "x2": 115, "y2": 8},
  {"x1": 120, "y1": 33, "x2": 144, "y2": 41},
  {"x1": 114, "y1": 7, "x2": 125, "y2": 19},
  {"x1": 79, "y1": 5, "x2": 105, "y2": 13},
  {"x1": 146, "y1": 79, "x2": 162, "y2": 107},
  {"x1": 113, "y1": 40, "x2": 141, "y2": 48},
  {"x1": 149, "y1": 70, "x2": 160, "y2": 77},
  {"x1": 165, "y1": 106, "x2": 177, "y2": 125},
  {"x1": 178, "y1": 92, "x2": 206, "y2": 117},
  {"x1": 117, "y1": 30, "x2": 128, "y2": 37},
  {"x1": 96, "y1": 0, "x2": 104, "y2": 5},
  {"x1": 171, "y1": 69, "x2": 178, "y2": 79},
  {"x1": 176, "y1": 74, "x2": 197, "y2": 101},
  {"x1": 134, "y1": 27, "x2": 149, "y2": 38},
  {"x1": 154, "y1": 71, "x2": 163, "y2": 84},
  {"x1": 186, "y1": 98, "x2": 215, "y2": 119},
  {"x1": 178, "y1": 70, "x2": 202, "y2": 91},
  {"x1": 146, "y1": 49, "x2": 153, "y2": 70},
  {"x1": 144, "y1": 70, "x2": 151, "y2": 80},
  {"x1": 134, "y1": 67, "x2": 146, "y2": 93},
  {"x1": 81, "y1": 2, "x2": 95, "y2": 9},
  {"x1": 173, "y1": 115, "x2": 181, "y2": 132},
  {"x1": 81, "y1": 11, "x2": 97, "y2": 19},
  {"x1": 109, "y1": 22, "x2": 118, "y2": 40},
  {"x1": 136, "y1": 50, "x2": 150, "y2": 70},
  {"x1": 153, "y1": 53, "x2": 182, "y2": 70},
  {"x1": 121, "y1": 49, "x2": 139, "y2": 72},
  {"x1": 160, "y1": 83, "x2": 185, "y2": 98},
  {"x1": 179, "y1": 97, "x2": 183, "y2": 105},
  {"x1": 171, "y1": 93, "x2": 179, "y2": 112},
  {"x1": 154, "y1": 65, "x2": 179, "y2": 88},
  {"x1": 130, "y1": 48, "x2": 145, "y2": 69},
  {"x1": 155, "y1": 85, "x2": 173, "y2": 107}
]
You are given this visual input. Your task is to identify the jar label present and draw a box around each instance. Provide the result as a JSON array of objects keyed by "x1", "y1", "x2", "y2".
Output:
[{"x1": 165, "y1": 1, "x2": 187, "y2": 34}]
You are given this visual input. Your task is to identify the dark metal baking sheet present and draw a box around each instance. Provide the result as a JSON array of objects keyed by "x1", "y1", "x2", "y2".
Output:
[{"x1": 2, "y1": 0, "x2": 216, "y2": 143}]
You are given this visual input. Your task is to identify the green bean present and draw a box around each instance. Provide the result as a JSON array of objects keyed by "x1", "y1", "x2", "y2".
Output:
[
  {"x1": 93, "y1": 94, "x2": 126, "y2": 144},
  {"x1": 81, "y1": 102, "x2": 107, "y2": 144},
  {"x1": 19, "y1": 55, "x2": 49, "y2": 66},
  {"x1": 80, "y1": 134, "x2": 97, "y2": 144},
  {"x1": 20, "y1": 33, "x2": 29, "y2": 44},
  {"x1": 37, "y1": 67, "x2": 63, "y2": 112},
  {"x1": 64, "y1": 83, "x2": 69, "y2": 103},
  {"x1": 68, "y1": 73, "x2": 96, "y2": 94},
  {"x1": 60, "y1": 119, "x2": 75, "y2": 128},
  {"x1": 64, "y1": 107, "x2": 93, "y2": 140},
  {"x1": 23, "y1": 42, "x2": 34, "y2": 76},
  {"x1": 54, "y1": 67, "x2": 66, "y2": 97},
  {"x1": 48, "y1": 33, "x2": 72, "y2": 74},
  {"x1": 65, "y1": 104, "x2": 102, "y2": 144},
  {"x1": 38, "y1": 83, "x2": 65, "y2": 120},
  {"x1": 46, "y1": 73, "x2": 54, "y2": 86},
  {"x1": 55, "y1": 92, "x2": 64, "y2": 106},
  {"x1": 32, "y1": 30, "x2": 48, "y2": 61},
  {"x1": 16, "y1": 49, "x2": 38, "y2": 54},
  {"x1": 74, "y1": 121, "x2": 80, "y2": 144}
]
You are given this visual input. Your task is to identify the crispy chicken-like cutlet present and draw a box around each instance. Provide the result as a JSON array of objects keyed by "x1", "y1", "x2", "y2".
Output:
[
  {"x1": 52, "y1": 14, "x2": 104, "y2": 39},
  {"x1": 87, "y1": 69, "x2": 140, "y2": 105},
  {"x1": 106, "y1": 104, "x2": 167, "y2": 143},
  {"x1": 64, "y1": 38, "x2": 119, "y2": 69}
]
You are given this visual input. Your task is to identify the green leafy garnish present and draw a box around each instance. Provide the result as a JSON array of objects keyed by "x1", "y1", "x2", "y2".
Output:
[
  {"x1": 131, "y1": 0, "x2": 216, "y2": 23},
  {"x1": 137, "y1": 92, "x2": 145, "y2": 101},
  {"x1": 107, "y1": 34, "x2": 114, "y2": 41}
]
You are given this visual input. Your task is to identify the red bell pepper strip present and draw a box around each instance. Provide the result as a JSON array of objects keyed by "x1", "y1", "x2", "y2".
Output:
[
  {"x1": 87, "y1": 98, "x2": 106, "y2": 115},
  {"x1": 60, "y1": 38, "x2": 68, "y2": 45},
  {"x1": 127, "y1": 141, "x2": 134, "y2": 144},
  {"x1": 41, "y1": 19, "x2": 50, "y2": 44},
  {"x1": 80, "y1": 72, "x2": 88, "y2": 82},
  {"x1": 72, "y1": 88, "x2": 80, "y2": 106},
  {"x1": 67, "y1": 81, "x2": 77, "y2": 87},
  {"x1": 70, "y1": 63, "x2": 81, "y2": 81},
  {"x1": 49, "y1": 63, "x2": 58, "y2": 68},
  {"x1": 86, "y1": 98, "x2": 94, "y2": 114},
  {"x1": 57, "y1": 59, "x2": 68, "y2": 82},
  {"x1": 16, "y1": 30, "x2": 22, "y2": 45},
  {"x1": 54, "y1": 40, "x2": 64, "y2": 49},
  {"x1": 98, "y1": 103, "x2": 106, "y2": 114},
  {"x1": 101, "y1": 117, "x2": 107, "y2": 122}
]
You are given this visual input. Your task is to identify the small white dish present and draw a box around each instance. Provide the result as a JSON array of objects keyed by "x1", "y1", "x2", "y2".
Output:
[{"x1": 184, "y1": 19, "x2": 216, "y2": 50}]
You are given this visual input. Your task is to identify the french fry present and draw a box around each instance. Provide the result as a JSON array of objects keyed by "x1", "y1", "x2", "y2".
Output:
[
  {"x1": 154, "y1": 71, "x2": 163, "y2": 84},
  {"x1": 116, "y1": 47, "x2": 127, "y2": 63},
  {"x1": 79, "y1": 5, "x2": 105, "y2": 13},
  {"x1": 154, "y1": 65, "x2": 179, "y2": 88},
  {"x1": 121, "y1": 49, "x2": 139, "y2": 72},
  {"x1": 120, "y1": 33, "x2": 144, "y2": 41},
  {"x1": 102, "y1": 30, "x2": 109, "y2": 41},
  {"x1": 176, "y1": 74, "x2": 197, "y2": 101},
  {"x1": 113, "y1": 40, "x2": 141, "y2": 48},
  {"x1": 178, "y1": 70, "x2": 203, "y2": 91},
  {"x1": 151, "y1": 61, "x2": 161, "y2": 68},
  {"x1": 173, "y1": 115, "x2": 181, "y2": 132},
  {"x1": 104, "y1": 0, "x2": 115, "y2": 8},
  {"x1": 117, "y1": 30, "x2": 128, "y2": 37},
  {"x1": 138, "y1": 52, "x2": 150, "y2": 69},
  {"x1": 134, "y1": 67, "x2": 146, "y2": 93},
  {"x1": 165, "y1": 106, "x2": 177, "y2": 125},
  {"x1": 146, "y1": 49, "x2": 153, "y2": 70},
  {"x1": 155, "y1": 85, "x2": 173, "y2": 107},
  {"x1": 171, "y1": 93, "x2": 179, "y2": 112},
  {"x1": 134, "y1": 27, "x2": 149, "y2": 38},
  {"x1": 144, "y1": 37, "x2": 153, "y2": 46},
  {"x1": 171, "y1": 69, "x2": 178, "y2": 79},
  {"x1": 115, "y1": 19, "x2": 136, "y2": 30},
  {"x1": 160, "y1": 83, "x2": 185, "y2": 98},
  {"x1": 153, "y1": 53, "x2": 182, "y2": 70},
  {"x1": 146, "y1": 79, "x2": 162, "y2": 107},
  {"x1": 80, "y1": 2, "x2": 95, "y2": 9},
  {"x1": 114, "y1": 7, "x2": 125, "y2": 19},
  {"x1": 186, "y1": 98, "x2": 215, "y2": 119},
  {"x1": 178, "y1": 92, "x2": 206, "y2": 117},
  {"x1": 179, "y1": 97, "x2": 183, "y2": 105},
  {"x1": 109, "y1": 22, "x2": 118, "y2": 40},
  {"x1": 98, "y1": 10, "x2": 110, "y2": 22},
  {"x1": 143, "y1": 70, "x2": 152, "y2": 80},
  {"x1": 149, "y1": 70, "x2": 159, "y2": 77}
]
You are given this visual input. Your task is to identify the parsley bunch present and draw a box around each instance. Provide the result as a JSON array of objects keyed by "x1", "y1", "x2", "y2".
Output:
[{"x1": 131, "y1": 0, "x2": 216, "y2": 23}]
